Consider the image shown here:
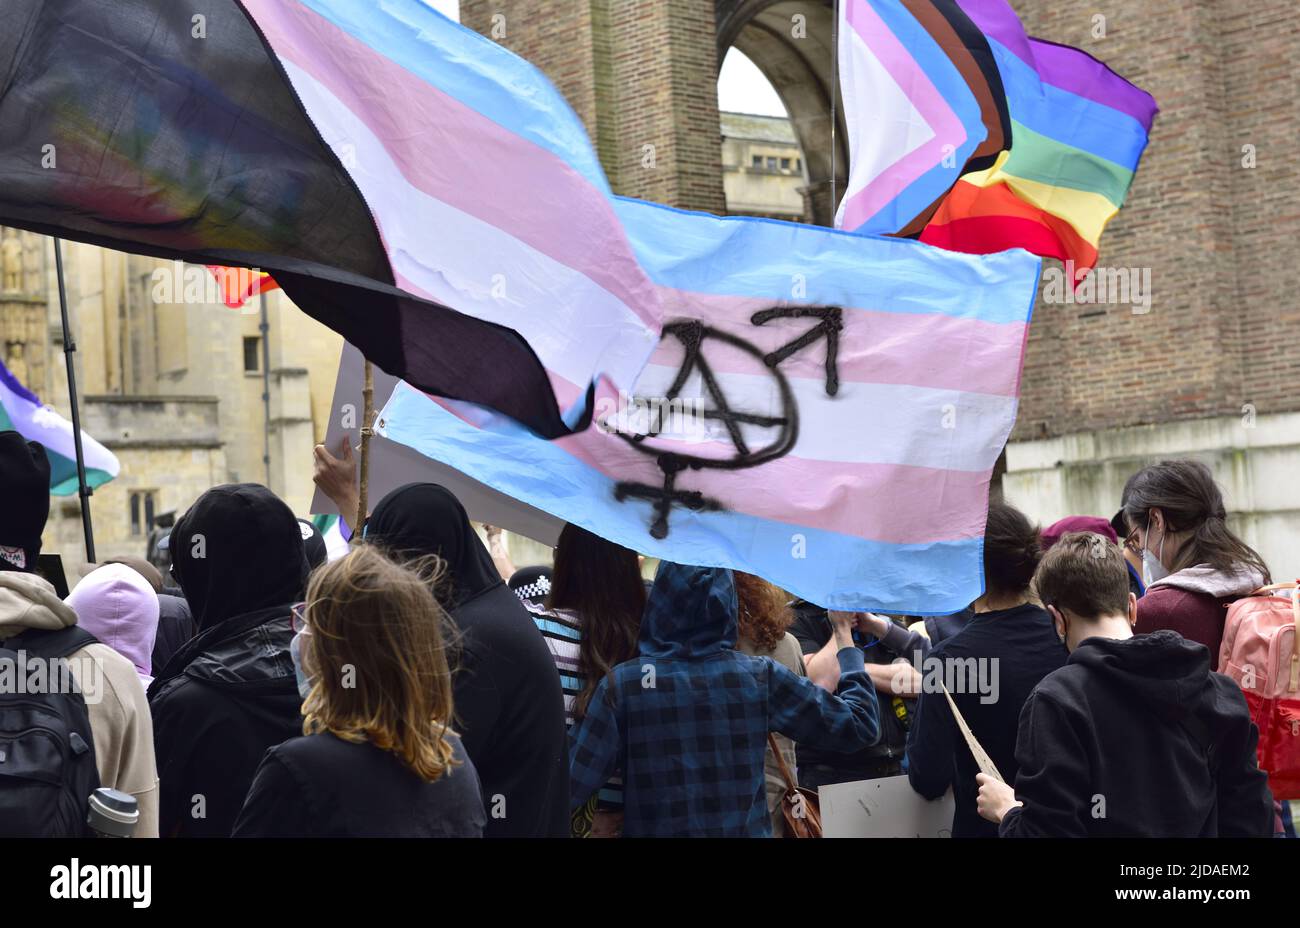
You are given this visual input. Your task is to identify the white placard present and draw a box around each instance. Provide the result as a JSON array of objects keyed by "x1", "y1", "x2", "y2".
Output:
[
  {"x1": 310, "y1": 342, "x2": 565, "y2": 545},
  {"x1": 818, "y1": 776, "x2": 955, "y2": 838}
]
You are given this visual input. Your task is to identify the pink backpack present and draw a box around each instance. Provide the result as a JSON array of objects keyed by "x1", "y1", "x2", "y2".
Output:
[{"x1": 1218, "y1": 582, "x2": 1300, "y2": 799}]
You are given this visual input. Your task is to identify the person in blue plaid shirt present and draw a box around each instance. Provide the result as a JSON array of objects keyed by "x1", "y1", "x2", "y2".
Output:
[{"x1": 568, "y1": 562, "x2": 880, "y2": 837}]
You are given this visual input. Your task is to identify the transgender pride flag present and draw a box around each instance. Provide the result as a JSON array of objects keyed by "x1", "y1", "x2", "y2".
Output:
[
  {"x1": 242, "y1": 0, "x2": 1041, "y2": 612},
  {"x1": 0, "y1": 359, "x2": 119, "y2": 496}
]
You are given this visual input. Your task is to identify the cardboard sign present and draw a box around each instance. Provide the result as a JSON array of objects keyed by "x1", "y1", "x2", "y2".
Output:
[
  {"x1": 311, "y1": 342, "x2": 564, "y2": 545},
  {"x1": 818, "y1": 776, "x2": 956, "y2": 838},
  {"x1": 941, "y1": 681, "x2": 1006, "y2": 783}
]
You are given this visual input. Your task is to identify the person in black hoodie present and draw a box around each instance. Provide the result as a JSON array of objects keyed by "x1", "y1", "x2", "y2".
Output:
[
  {"x1": 366, "y1": 483, "x2": 570, "y2": 838},
  {"x1": 977, "y1": 531, "x2": 1274, "y2": 837},
  {"x1": 905, "y1": 500, "x2": 1068, "y2": 837},
  {"x1": 147, "y1": 484, "x2": 308, "y2": 838}
]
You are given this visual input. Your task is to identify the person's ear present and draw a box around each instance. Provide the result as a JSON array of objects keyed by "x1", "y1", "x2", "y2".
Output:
[
  {"x1": 1127, "y1": 592, "x2": 1138, "y2": 627},
  {"x1": 1148, "y1": 507, "x2": 1164, "y2": 538},
  {"x1": 1047, "y1": 604, "x2": 1066, "y2": 639}
]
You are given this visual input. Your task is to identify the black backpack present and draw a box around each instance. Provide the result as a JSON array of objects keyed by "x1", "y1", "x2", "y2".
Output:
[{"x1": 0, "y1": 626, "x2": 101, "y2": 836}]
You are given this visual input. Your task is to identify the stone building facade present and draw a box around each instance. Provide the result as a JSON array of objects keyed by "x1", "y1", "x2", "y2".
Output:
[
  {"x1": 464, "y1": 0, "x2": 1300, "y2": 582},
  {"x1": 720, "y1": 111, "x2": 811, "y2": 220},
  {"x1": 0, "y1": 231, "x2": 343, "y2": 568}
]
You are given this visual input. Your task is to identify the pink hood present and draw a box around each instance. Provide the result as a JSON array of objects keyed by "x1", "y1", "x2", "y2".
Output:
[{"x1": 66, "y1": 563, "x2": 159, "y2": 685}]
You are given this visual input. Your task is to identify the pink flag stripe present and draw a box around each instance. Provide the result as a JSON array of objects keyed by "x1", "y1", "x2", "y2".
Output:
[
  {"x1": 838, "y1": 0, "x2": 970, "y2": 229},
  {"x1": 651, "y1": 289, "x2": 1027, "y2": 398},
  {"x1": 247, "y1": 0, "x2": 661, "y2": 331},
  {"x1": 421, "y1": 386, "x2": 992, "y2": 545}
]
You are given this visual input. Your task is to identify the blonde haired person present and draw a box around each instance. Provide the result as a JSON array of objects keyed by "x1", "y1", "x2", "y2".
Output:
[{"x1": 233, "y1": 546, "x2": 486, "y2": 837}]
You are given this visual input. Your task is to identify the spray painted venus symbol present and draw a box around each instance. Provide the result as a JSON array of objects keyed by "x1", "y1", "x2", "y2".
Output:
[{"x1": 614, "y1": 306, "x2": 843, "y2": 539}]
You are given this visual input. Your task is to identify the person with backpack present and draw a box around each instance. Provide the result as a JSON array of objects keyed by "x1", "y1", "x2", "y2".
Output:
[
  {"x1": 905, "y1": 500, "x2": 1068, "y2": 838},
  {"x1": 233, "y1": 546, "x2": 485, "y2": 837},
  {"x1": 147, "y1": 483, "x2": 309, "y2": 837},
  {"x1": 976, "y1": 531, "x2": 1275, "y2": 837},
  {"x1": 568, "y1": 562, "x2": 880, "y2": 837},
  {"x1": 0, "y1": 432, "x2": 158, "y2": 836},
  {"x1": 1122, "y1": 459, "x2": 1271, "y2": 670}
]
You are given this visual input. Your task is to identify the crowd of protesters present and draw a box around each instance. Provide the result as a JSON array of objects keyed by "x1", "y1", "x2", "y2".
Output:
[{"x1": 0, "y1": 427, "x2": 1284, "y2": 838}]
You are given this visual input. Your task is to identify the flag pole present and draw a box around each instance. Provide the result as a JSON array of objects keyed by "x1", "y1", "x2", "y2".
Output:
[
  {"x1": 829, "y1": 0, "x2": 840, "y2": 225},
  {"x1": 259, "y1": 288, "x2": 271, "y2": 486},
  {"x1": 53, "y1": 238, "x2": 96, "y2": 563},
  {"x1": 353, "y1": 358, "x2": 374, "y2": 543}
]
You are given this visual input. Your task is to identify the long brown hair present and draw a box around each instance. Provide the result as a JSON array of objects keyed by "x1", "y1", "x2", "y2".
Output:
[
  {"x1": 300, "y1": 545, "x2": 458, "y2": 782},
  {"x1": 1122, "y1": 459, "x2": 1270, "y2": 581},
  {"x1": 734, "y1": 572, "x2": 794, "y2": 652},
  {"x1": 547, "y1": 524, "x2": 644, "y2": 722}
]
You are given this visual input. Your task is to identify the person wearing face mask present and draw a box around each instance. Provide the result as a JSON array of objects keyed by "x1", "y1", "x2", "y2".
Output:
[
  {"x1": 1121, "y1": 460, "x2": 1271, "y2": 671},
  {"x1": 147, "y1": 484, "x2": 309, "y2": 838},
  {"x1": 975, "y1": 532, "x2": 1274, "y2": 837},
  {"x1": 233, "y1": 546, "x2": 485, "y2": 837}
]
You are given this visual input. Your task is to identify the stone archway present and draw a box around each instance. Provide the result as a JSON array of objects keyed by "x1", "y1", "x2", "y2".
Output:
[{"x1": 716, "y1": 0, "x2": 846, "y2": 226}]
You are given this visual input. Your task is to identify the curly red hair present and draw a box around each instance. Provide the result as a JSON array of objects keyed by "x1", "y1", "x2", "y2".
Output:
[{"x1": 734, "y1": 571, "x2": 794, "y2": 652}]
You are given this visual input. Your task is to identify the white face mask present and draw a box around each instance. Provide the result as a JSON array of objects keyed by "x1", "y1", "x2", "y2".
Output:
[
  {"x1": 289, "y1": 630, "x2": 315, "y2": 700},
  {"x1": 1141, "y1": 515, "x2": 1170, "y2": 587}
]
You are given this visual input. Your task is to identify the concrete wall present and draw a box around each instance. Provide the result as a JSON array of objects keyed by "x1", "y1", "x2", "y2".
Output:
[{"x1": 1004, "y1": 411, "x2": 1300, "y2": 584}]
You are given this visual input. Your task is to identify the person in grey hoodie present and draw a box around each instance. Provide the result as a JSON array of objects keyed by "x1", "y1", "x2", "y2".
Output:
[
  {"x1": 0, "y1": 432, "x2": 159, "y2": 836},
  {"x1": 976, "y1": 532, "x2": 1273, "y2": 837}
]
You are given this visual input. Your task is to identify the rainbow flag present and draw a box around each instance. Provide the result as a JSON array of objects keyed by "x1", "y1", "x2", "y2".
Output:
[
  {"x1": 834, "y1": 0, "x2": 1010, "y2": 237},
  {"x1": 919, "y1": 0, "x2": 1158, "y2": 276},
  {"x1": 0, "y1": 359, "x2": 119, "y2": 495}
]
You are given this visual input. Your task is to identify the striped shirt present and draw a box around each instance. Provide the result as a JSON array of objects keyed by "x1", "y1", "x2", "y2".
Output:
[{"x1": 526, "y1": 602, "x2": 622, "y2": 810}]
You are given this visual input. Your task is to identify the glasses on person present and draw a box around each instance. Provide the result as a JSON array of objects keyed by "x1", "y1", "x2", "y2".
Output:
[
  {"x1": 290, "y1": 601, "x2": 311, "y2": 634},
  {"x1": 1123, "y1": 527, "x2": 1141, "y2": 554}
]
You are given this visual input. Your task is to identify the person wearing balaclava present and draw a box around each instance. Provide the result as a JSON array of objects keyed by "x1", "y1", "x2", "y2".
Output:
[
  {"x1": 0, "y1": 432, "x2": 160, "y2": 836},
  {"x1": 366, "y1": 483, "x2": 570, "y2": 838},
  {"x1": 147, "y1": 483, "x2": 309, "y2": 838}
]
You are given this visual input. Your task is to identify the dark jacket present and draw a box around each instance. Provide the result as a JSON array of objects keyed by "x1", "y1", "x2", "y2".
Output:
[
  {"x1": 789, "y1": 601, "x2": 920, "y2": 780},
  {"x1": 147, "y1": 483, "x2": 309, "y2": 838},
  {"x1": 232, "y1": 732, "x2": 486, "y2": 838},
  {"x1": 1001, "y1": 631, "x2": 1274, "y2": 837},
  {"x1": 151, "y1": 592, "x2": 195, "y2": 673},
  {"x1": 906, "y1": 603, "x2": 1068, "y2": 838},
  {"x1": 148, "y1": 605, "x2": 303, "y2": 837},
  {"x1": 568, "y1": 564, "x2": 881, "y2": 837},
  {"x1": 367, "y1": 483, "x2": 569, "y2": 837}
]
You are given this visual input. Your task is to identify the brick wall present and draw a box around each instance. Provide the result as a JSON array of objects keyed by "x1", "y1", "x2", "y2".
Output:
[
  {"x1": 462, "y1": 0, "x2": 726, "y2": 212},
  {"x1": 1009, "y1": 0, "x2": 1300, "y2": 439}
]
